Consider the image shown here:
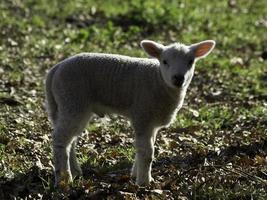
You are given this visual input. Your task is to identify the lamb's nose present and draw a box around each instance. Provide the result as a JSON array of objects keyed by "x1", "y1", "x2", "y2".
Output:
[{"x1": 172, "y1": 75, "x2": 184, "y2": 87}]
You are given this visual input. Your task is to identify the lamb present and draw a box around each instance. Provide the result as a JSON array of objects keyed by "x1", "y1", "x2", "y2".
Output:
[{"x1": 45, "y1": 39, "x2": 215, "y2": 187}]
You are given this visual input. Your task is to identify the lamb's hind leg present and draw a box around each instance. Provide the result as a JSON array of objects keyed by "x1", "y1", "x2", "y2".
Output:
[
  {"x1": 53, "y1": 115, "x2": 88, "y2": 187},
  {"x1": 52, "y1": 124, "x2": 74, "y2": 187},
  {"x1": 69, "y1": 136, "x2": 82, "y2": 178},
  {"x1": 131, "y1": 154, "x2": 137, "y2": 179}
]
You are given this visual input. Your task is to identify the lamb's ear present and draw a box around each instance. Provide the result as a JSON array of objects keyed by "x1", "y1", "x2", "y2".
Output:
[
  {"x1": 190, "y1": 40, "x2": 216, "y2": 59},
  {"x1": 140, "y1": 40, "x2": 164, "y2": 59}
]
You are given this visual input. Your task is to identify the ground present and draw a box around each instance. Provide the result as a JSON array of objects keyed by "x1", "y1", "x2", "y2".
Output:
[{"x1": 0, "y1": 0, "x2": 267, "y2": 199}]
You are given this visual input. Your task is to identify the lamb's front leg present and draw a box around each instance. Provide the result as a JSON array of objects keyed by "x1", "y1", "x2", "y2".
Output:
[
  {"x1": 131, "y1": 127, "x2": 159, "y2": 181},
  {"x1": 133, "y1": 126, "x2": 156, "y2": 186}
]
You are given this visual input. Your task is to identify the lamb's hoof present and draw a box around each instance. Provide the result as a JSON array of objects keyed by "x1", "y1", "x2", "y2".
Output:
[
  {"x1": 56, "y1": 180, "x2": 70, "y2": 191},
  {"x1": 54, "y1": 170, "x2": 72, "y2": 191}
]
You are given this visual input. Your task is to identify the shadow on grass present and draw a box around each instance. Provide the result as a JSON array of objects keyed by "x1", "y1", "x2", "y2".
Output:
[
  {"x1": 0, "y1": 166, "x2": 53, "y2": 200},
  {"x1": 1, "y1": 139, "x2": 266, "y2": 199},
  {"x1": 0, "y1": 158, "x2": 132, "y2": 200}
]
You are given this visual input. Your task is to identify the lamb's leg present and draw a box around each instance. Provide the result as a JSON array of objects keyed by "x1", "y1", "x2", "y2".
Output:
[
  {"x1": 132, "y1": 126, "x2": 158, "y2": 183},
  {"x1": 133, "y1": 126, "x2": 156, "y2": 185},
  {"x1": 135, "y1": 134, "x2": 154, "y2": 185},
  {"x1": 52, "y1": 124, "x2": 75, "y2": 187},
  {"x1": 131, "y1": 154, "x2": 137, "y2": 179},
  {"x1": 53, "y1": 115, "x2": 88, "y2": 188},
  {"x1": 69, "y1": 137, "x2": 82, "y2": 178}
]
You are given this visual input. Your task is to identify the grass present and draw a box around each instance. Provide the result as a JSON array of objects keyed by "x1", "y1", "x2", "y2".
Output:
[{"x1": 0, "y1": 0, "x2": 266, "y2": 199}]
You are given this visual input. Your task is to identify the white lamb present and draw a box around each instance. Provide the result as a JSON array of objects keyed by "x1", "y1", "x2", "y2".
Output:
[{"x1": 45, "y1": 39, "x2": 215, "y2": 187}]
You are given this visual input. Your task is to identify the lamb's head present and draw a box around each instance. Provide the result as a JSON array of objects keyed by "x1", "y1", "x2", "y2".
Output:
[{"x1": 141, "y1": 40, "x2": 216, "y2": 89}]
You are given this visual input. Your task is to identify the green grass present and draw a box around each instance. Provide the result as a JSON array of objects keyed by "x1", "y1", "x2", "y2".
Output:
[{"x1": 0, "y1": 0, "x2": 266, "y2": 199}]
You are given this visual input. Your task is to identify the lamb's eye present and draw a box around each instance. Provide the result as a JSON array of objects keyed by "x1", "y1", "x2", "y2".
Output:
[
  {"x1": 188, "y1": 58, "x2": 194, "y2": 66},
  {"x1": 163, "y1": 60, "x2": 168, "y2": 65}
]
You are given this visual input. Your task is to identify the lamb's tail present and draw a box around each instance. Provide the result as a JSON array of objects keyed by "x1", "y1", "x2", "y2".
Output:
[{"x1": 45, "y1": 65, "x2": 59, "y2": 126}]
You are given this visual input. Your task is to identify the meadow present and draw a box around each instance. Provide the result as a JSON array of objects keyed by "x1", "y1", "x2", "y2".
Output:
[{"x1": 0, "y1": 0, "x2": 266, "y2": 199}]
